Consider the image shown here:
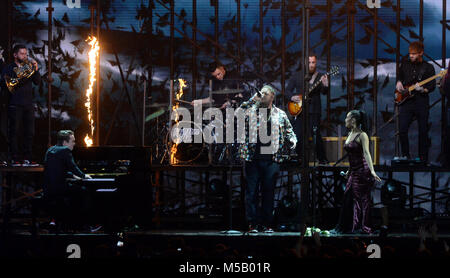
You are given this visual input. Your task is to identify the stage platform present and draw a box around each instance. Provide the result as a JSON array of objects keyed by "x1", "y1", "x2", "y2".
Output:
[
  {"x1": 2, "y1": 228, "x2": 450, "y2": 258},
  {"x1": 1, "y1": 162, "x2": 448, "y2": 172},
  {"x1": 150, "y1": 162, "x2": 450, "y2": 171},
  {"x1": 1, "y1": 163, "x2": 449, "y2": 259}
]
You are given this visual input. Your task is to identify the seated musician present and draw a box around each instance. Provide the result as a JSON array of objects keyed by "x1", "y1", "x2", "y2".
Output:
[
  {"x1": 42, "y1": 130, "x2": 92, "y2": 227},
  {"x1": 191, "y1": 61, "x2": 246, "y2": 109}
]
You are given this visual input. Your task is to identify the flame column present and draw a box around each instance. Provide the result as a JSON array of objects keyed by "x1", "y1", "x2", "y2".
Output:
[
  {"x1": 89, "y1": 3, "x2": 101, "y2": 146},
  {"x1": 96, "y1": 0, "x2": 101, "y2": 146},
  {"x1": 84, "y1": 36, "x2": 99, "y2": 147},
  {"x1": 170, "y1": 79, "x2": 187, "y2": 165}
]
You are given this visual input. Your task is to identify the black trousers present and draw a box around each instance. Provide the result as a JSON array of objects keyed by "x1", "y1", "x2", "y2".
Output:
[
  {"x1": 7, "y1": 105, "x2": 35, "y2": 161},
  {"x1": 44, "y1": 184, "x2": 92, "y2": 223},
  {"x1": 398, "y1": 98, "x2": 429, "y2": 160},
  {"x1": 244, "y1": 159, "x2": 280, "y2": 227},
  {"x1": 293, "y1": 113, "x2": 327, "y2": 162}
]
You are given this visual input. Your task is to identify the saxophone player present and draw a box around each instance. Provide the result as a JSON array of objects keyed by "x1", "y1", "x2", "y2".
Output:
[{"x1": 1, "y1": 44, "x2": 41, "y2": 166}]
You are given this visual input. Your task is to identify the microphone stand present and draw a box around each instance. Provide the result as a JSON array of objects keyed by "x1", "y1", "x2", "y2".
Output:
[
  {"x1": 311, "y1": 125, "x2": 317, "y2": 228},
  {"x1": 300, "y1": 0, "x2": 312, "y2": 231},
  {"x1": 220, "y1": 163, "x2": 241, "y2": 235}
]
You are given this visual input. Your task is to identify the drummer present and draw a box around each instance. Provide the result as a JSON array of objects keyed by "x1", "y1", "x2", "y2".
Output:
[{"x1": 191, "y1": 61, "x2": 248, "y2": 109}]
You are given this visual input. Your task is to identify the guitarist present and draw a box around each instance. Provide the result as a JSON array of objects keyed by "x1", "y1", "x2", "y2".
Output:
[
  {"x1": 286, "y1": 54, "x2": 329, "y2": 164},
  {"x1": 396, "y1": 41, "x2": 435, "y2": 163},
  {"x1": 442, "y1": 60, "x2": 450, "y2": 166}
]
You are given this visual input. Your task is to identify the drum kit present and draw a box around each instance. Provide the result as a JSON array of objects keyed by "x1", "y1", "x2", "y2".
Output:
[{"x1": 146, "y1": 89, "x2": 244, "y2": 165}]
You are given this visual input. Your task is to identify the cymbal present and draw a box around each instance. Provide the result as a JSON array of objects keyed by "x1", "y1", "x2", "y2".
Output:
[
  {"x1": 145, "y1": 108, "x2": 166, "y2": 122},
  {"x1": 175, "y1": 99, "x2": 191, "y2": 104},
  {"x1": 210, "y1": 89, "x2": 244, "y2": 95}
]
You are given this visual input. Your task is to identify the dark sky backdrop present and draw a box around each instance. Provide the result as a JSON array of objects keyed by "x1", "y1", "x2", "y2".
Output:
[{"x1": 24, "y1": 0, "x2": 450, "y2": 59}]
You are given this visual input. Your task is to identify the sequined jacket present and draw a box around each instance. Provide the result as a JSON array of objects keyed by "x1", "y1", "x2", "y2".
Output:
[{"x1": 234, "y1": 96, "x2": 297, "y2": 163}]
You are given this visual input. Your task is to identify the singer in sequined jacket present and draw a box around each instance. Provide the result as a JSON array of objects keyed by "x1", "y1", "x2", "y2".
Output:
[{"x1": 234, "y1": 90, "x2": 297, "y2": 163}]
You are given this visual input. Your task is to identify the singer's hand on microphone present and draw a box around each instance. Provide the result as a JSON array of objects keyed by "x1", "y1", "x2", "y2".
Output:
[
  {"x1": 290, "y1": 141, "x2": 296, "y2": 150},
  {"x1": 340, "y1": 170, "x2": 349, "y2": 179},
  {"x1": 252, "y1": 93, "x2": 261, "y2": 102}
]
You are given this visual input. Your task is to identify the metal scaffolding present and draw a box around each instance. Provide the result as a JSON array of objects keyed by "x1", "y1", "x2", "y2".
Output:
[{"x1": 0, "y1": 0, "x2": 448, "y2": 230}]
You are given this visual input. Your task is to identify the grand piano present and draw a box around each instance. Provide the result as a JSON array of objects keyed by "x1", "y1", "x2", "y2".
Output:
[{"x1": 71, "y1": 146, "x2": 152, "y2": 230}]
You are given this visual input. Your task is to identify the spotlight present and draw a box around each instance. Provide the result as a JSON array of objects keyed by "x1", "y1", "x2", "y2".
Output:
[
  {"x1": 381, "y1": 179, "x2": 406, "y2": 208},
  {"x1": 116, "y1": 232, "x2": 124, "y2": 247}
]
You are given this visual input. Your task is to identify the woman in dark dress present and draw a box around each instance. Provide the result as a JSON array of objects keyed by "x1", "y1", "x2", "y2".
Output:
[{"x1": 342, "y1": 110, "x2": 381, "y2": 234}]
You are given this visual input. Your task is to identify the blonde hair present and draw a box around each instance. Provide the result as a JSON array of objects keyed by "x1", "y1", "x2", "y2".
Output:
[{"x1": 260, "y1": 85, "x2": 276, "y2": 96}]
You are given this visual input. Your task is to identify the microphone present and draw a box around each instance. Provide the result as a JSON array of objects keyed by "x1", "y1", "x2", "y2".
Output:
[{"x1": 340, "y1": 171, "x2": 348, "y2": 179}]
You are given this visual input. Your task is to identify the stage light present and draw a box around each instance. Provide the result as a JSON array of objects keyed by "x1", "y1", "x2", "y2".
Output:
[
  {"x1": 381, "y1": 179, "x2": 406, "y2": 208},
  {"x1": 279, "y1": 195, "x2": 299, "y2": 218}
]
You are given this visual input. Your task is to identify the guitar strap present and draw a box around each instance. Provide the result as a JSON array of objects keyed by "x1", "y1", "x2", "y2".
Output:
[
  {"x1": 310, "y1": 71, "x2": 319, "y2": 85},
  {"x1": 306, "y1": 72, "x2": 320, "y2": 100}
]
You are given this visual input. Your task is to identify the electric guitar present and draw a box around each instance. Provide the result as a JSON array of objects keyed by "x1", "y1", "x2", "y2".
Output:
[
  {"x1": 287, "y1": 66, "x2": 339, "y2": 117},
  {"x1": 394, "y1": 69, "x2": 447, "y2": 105}
]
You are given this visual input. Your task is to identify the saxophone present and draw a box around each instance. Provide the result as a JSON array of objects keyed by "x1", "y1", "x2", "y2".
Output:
[{"x1": 4, "y1": 59, "x2": 36, "y2": 92}]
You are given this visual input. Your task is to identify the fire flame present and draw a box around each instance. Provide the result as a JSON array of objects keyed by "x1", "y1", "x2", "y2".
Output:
[
  {"x1": 170, "y1": 79, "x2": 187, "y2": 164},
  {"x1": 173, "y1": 78, "x2": 187, "y2": 111},
  {"x1": 84, "y1": 135, "x2": 93, "y2": 146},
  {"x1": 84, "y1": 36, "x2": 99, "y2": 147}
]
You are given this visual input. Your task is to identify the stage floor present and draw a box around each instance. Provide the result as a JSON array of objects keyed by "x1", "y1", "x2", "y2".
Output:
[
  {"x1": 9, "y1": 228, "x2": 450, "y2": 238},
  {"x1": 3, "y1": 228, "x2": 450, "y2": 258}
]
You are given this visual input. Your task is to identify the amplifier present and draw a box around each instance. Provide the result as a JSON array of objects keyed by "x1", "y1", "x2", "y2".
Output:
[
  {"x1": 314, "y1": 136, "x2": 380, "y2": 165},
  {"x1": 391, "y1": 158, "x2": 426, "y2": 167}
]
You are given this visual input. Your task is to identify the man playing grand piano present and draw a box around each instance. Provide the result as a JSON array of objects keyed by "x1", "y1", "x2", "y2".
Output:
[{"x1": 43, "y1": 130, "x2": 92, "y2": 230}]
